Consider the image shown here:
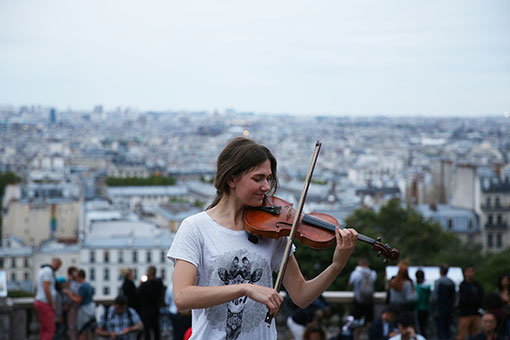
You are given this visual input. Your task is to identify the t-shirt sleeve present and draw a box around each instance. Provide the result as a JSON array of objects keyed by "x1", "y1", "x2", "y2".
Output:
[
  {"x1": 270, "y1": 237, "x2": 295, "y2": 272},
  {"x1": 167, "y1": 217, "x2": 202, "y2": 269},
  {"x1": 41, "y1": 268, "x2": 53, "y2": 282},
  {"x1": 78, "y1": 284, "x2": 86, "y2": 297},
  {"x1": 348, "y1": 271, "x2": 357, "y2": 284}
]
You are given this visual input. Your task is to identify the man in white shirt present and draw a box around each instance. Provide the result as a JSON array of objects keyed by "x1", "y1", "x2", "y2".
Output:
[{"x1": 34, "y1": 257, "x2": 62, "y2": 340}]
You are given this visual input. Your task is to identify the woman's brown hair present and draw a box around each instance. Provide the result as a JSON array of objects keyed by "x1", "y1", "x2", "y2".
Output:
[
  {"x1": 390, "y1": 259, "x2": 413, "y2": 291},
  {"x1": 207, "y1": 137, "x2": 278, "y2": 209}
]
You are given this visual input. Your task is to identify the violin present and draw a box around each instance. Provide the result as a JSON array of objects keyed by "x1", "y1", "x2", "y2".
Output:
[
  {"x1": 244, "y1": 195, "x2": 400, "y2": 261},
  {"x1": 244, "y1": 141, "x2": 398, "y2": 326}
]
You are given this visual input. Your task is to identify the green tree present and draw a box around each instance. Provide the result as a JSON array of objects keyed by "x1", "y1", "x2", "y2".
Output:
[
  {"x1": 0, "y1": 171, "x2": 21, "y2": 238},
  {"x1": 106, "y1": 175, "x2": 176, "y2": 186},
  {"x1": 0, "y1": 171, "x2": 21, "y2": 197}
]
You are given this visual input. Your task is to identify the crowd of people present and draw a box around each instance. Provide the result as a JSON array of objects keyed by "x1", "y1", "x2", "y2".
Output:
[
  {"x1": 34, "y1": 258, "x2": 192, "y2": 340},
  {"x1": 353, "y1": 260, "x2": 510, "y2": 340},
  {"x1": 33, "y1": 256, "x2": 509, "y2": 340},
  {"x1": 285, "y1": 259, "x2": 509, "y2": 340}
]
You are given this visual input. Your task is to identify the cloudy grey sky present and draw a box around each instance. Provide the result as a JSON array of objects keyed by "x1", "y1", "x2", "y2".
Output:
[{"x1": 1, "y1": 0, "x2": 509, "y2": 116}]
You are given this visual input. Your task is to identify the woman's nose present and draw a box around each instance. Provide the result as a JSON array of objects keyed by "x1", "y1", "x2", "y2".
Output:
[{"x1": 261, "y1": 179, "x2": 271, "y2": 191}]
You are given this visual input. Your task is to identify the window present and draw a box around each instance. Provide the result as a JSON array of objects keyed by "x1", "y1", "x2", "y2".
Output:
[
  {"x1": 118, "y1": 250, "x2": 124, "y2": 264},
  {"x1": 104, "y1": 250, "x2": 110, "y2": 263},
  {"x1": 104, "y1": 268, "x2": 110, "y2": 281},
  {"x1": 488, "y1": 234, "x2": 493, "y2": 248},
  {"x1": 24, "y1": 272, "x2": 30, "y2": 280},
  {"x1": 11, "y1": 272, "x2": 16, "y2": 281},
  {"x1": 90, "y1": 250, "x2": 95, "y2": 263},
  {"x1": 497, "y1": 215, "x2": 503, "y2": 225},
  {"x1": 24, "y1": 257, "x2": 29, "y2": 268},
  {"x1": 488, "y1": 215, "x2": 493, "y2": 226},
  {"x1": 495, "y1": 197, "x2": 501, "y2": 208},
  {"x1": 486, "y1": 197, "x2": 491, "y2": 207},
  {"x1": 90, "y1": 268, "x2": 96, "y2": 281},
  {"x1": 146, "y1": 251, "x2": 152, "y2": 263},
  {"x1": 11, "y1": 258, "x2": 16, "y2": 268},
  {"x1": 132, "y1": 251, "x2": 138, "y2": 263},
  {"x1": 134, "y1": 269, "x2": 138, "y2": 281},
  {"x1": 161, "y1": 251, "x2": 165, "y2": 263},
  {"x1": 161, "y1": 269, "x2": 166, "y2": 280},
  {"x1": 103, "y1": 286, "x2": 110, "y2": 295},
  {"x1": 496, "y1": 233, "x2": 502, "y2": 248},
  {"x1": 0, "y1": 259, "x2": 3, "y2": 268}
]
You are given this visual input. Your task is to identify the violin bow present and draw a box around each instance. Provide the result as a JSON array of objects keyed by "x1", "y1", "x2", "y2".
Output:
[{"x1": 265, "y1": 140, "x2": 322, "y2": 326}]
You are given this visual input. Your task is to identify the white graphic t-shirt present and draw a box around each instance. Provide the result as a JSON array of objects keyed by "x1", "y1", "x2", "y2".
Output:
[{"x1": 167, "y1": 211, "x2": 294, "y2": 340}]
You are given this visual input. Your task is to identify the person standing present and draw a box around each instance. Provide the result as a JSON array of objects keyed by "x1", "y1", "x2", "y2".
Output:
[
  {"x1": 121, "y1": 268, "x2": 140, "y2": 314},
  {"x1": 54, "y1": 277, "x2": 68, "y2": 339},
  {"x1": 137, "y1": 266, "x2": 164, "y2": 340},
  {"x1": 497, "y1": 273, "x2": 510, "y2": 338},
  {"x1": 64, "y1": 269, "x2": 96, "y2": 340},
  {"x1": 430, "y1": 263, "x2": 456, "y2": 340},
  {"x1": 458, "y1": 265, "x2": 484, "y2": 340},
  {"x1": 164, "y1": 284, "x2": 188, "y2": 340},
  {"x1": 349, "y1": 257, "x2": 377, "y2": 340},
  {"x1": 66, "y1": 266, "x2": 80, "y2": 340},
  {"x1": 34, "y1": 257, "x2": 62, "y2": 340},
  {"x1": 414, "y1": 269, "x2": 431, "y2": 339},
  {"x1": 388, "y1": 261, "x2": 416, "y2": 313}
]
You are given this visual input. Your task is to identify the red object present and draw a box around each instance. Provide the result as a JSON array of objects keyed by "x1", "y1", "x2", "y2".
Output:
[
  {"x1": 34, "y1": 300, "x2": 56, "y2": 340},
  {"x1": 183, "y1": 327, "x2": 192, "y2": 340}
]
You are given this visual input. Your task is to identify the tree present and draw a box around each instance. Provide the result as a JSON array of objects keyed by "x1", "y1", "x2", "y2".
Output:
[
  {"x1": 293, "y1": 199, "x2": 488, "y2": 292},
  {"x1": 105, "y1": 175, "x2": 176, "y2": 186},
  {"x1": 0, "y1": 171, "x2": 21, "y2": 240},
  {"x1": 0, "y1": 171, "x2": 21, "y2": 197}
]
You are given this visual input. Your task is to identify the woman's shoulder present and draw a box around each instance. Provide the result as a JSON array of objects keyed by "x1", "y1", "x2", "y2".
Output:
[
  {"x1": 183, "y1": 210, "x2": 207, "y2": 221},
  {"x1": 180, "y1": 211, "x2": 210, "y2": 229}
]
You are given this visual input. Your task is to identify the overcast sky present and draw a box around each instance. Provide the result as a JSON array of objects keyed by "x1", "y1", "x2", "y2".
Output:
[{"x1": 1, "y1": 0, "x2": 509, "y2": 116}]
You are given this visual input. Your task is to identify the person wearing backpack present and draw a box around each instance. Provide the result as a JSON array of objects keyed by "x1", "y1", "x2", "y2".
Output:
[
  {"x1": 96, "y1": 295, "x2": 143, "y2": 340},
  {"x1": 349, "y1": 257, "x2": 377, "y2": 340}
]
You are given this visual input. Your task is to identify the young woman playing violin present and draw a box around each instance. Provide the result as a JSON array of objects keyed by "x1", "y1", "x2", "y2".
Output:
[{"x1": 167, "y1": 137, "x2": 358, "y2": 340}]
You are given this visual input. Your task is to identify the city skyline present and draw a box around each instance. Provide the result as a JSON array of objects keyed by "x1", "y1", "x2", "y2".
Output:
[{"x1": 1, "y1": 0, "x2": 509, "y2": 117}]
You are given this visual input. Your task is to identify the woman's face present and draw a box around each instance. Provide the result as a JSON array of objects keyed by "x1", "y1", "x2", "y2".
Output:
[{"x1": 229, "y1": 159, "x2": 272, "y2": 207}]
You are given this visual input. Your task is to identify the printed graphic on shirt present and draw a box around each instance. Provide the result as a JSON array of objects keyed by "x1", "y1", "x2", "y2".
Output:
[{"x1": 205, "y1": 250, "x2": 271, "y2": 340}]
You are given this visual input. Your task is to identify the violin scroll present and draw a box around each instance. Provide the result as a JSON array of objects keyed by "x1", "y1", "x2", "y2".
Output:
[{"x1": 371, "y1": 236, "x2": 400, "y2": 263}]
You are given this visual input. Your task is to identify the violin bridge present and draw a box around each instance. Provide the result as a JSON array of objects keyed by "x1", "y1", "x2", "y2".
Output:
[{"x1": 286, "y1": 204, "x2": 293, "y2": 221}]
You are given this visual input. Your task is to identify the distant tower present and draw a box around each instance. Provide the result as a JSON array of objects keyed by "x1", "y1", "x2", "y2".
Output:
[{"x1": 49, "y1": 108, "x2": 57, "y2": 124}]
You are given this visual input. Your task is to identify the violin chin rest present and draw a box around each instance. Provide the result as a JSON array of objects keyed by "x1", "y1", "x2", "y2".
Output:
[{"x1": 247, "y1": 233, "x2": 260, "y2": 244}]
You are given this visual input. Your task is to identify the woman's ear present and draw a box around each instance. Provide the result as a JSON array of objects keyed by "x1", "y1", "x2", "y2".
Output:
[{"x1": 227, "y1": 176, "x2": 236, "y2": 188}]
